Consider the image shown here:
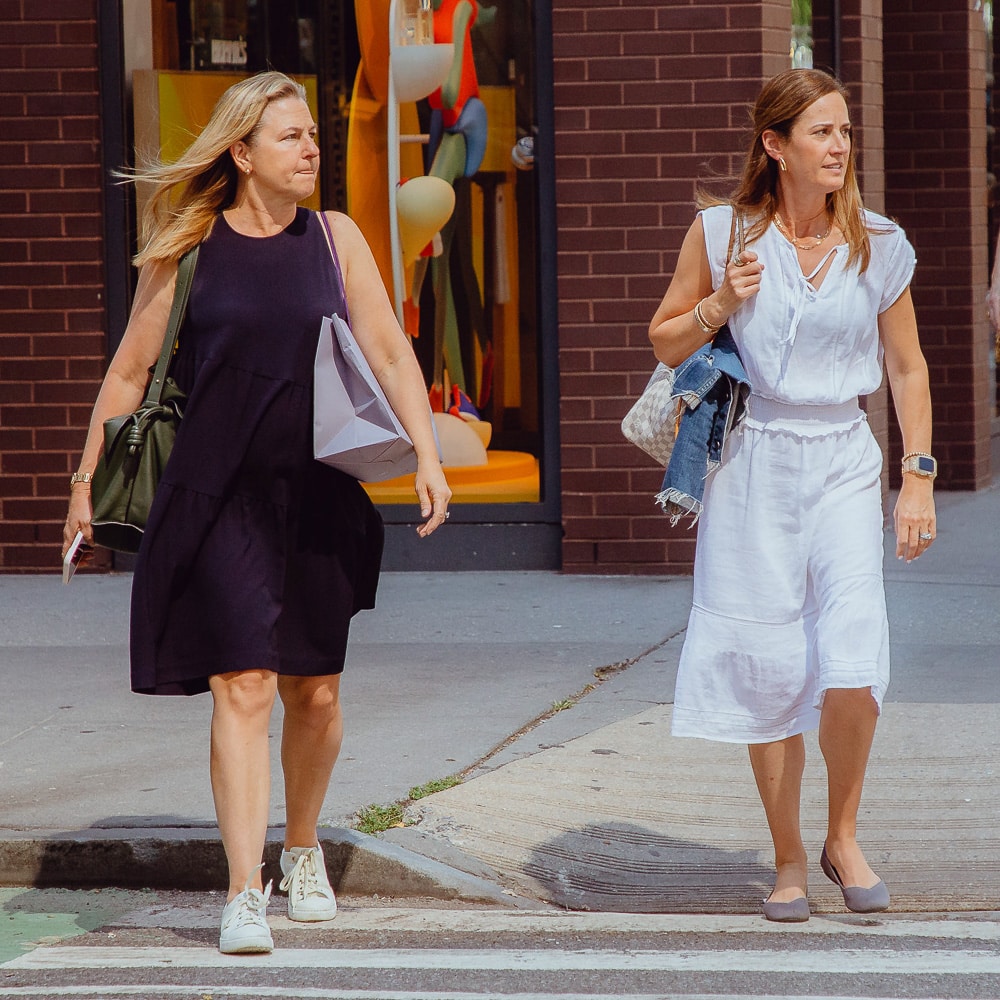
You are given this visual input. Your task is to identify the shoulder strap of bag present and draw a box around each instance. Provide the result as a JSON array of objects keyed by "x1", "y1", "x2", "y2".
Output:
[
  {"x1": 318, "y1": 208, "x2": 335, "y2": 259},
  {"x1": 725, "y1": 206, "x2": 746, "y2": 263},
  {"x1": 316, "y1": 210, "x2": 352, "y2": 326},
  {"x1": 144, "y1": 245, "x2": 199, "y2": 407}
]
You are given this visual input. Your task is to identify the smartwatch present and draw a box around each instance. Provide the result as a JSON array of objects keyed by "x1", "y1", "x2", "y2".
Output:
[{"x1": 901, "y1": 453, "x2": 937, "y2": 479}]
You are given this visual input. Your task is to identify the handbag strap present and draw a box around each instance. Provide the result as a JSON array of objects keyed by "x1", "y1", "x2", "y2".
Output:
[
  {"x1": 725, "y1": 207, "x2": 746, "y2": 262},
  {"x1": 316, "y1": 210, "x2": 352, "y2": 327},
  {"x1": 143, "y1": 245, "x2": 199, "y2": 407}
]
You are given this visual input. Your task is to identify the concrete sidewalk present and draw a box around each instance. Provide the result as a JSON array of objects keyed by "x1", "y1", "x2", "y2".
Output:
[{"x1": 1, "y1": 480, "x2": 997, "y2": 913}]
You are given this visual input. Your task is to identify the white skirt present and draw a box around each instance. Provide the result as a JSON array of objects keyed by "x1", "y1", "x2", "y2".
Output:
[{"x1": 671, "y1": 397, "x2": 890, "y2": 744}]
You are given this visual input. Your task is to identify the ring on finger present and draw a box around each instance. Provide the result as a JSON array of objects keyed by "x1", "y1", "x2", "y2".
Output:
[
  {"x1": 733, "y1": 254, "x2": 747, "y2": 266},
  {"x1": 918, "y1": 531, "x2": 932, "y2": 541}
]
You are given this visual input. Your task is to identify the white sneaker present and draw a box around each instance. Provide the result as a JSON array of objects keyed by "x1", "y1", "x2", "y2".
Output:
[
  {"x1": 279, "y1": 845, "x2": 338, "y2": 921},
  {"x1": 219, "y1": 865, "x2": 273, "y2": 955}
]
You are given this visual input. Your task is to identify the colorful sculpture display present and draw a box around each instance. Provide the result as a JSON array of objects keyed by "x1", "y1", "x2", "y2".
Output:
[
  {"x1": 423, "y1": 0, "x2": 494, "y2": 416},
  {"x1": 345, "y1": 1, "x2": 539, "y2": 499},
  {"x1": 349, "y1": 0, "x2": 494, "y2": 399}
]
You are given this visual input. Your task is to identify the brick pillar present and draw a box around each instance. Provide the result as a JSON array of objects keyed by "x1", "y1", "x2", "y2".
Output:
[
  {"x1": 884, "y1": 5, "x2": 993, "y2": 488},
  {"x1": 0, "y1": 1, "x2": 107, "y2": 570},
  {"x1": 836, "y1": 1, "x2": 892, "y2": 468},
  {"x1": 553, "y1": 1, "x2": 789, "y2": 574},
  {"x1": 838, "y1": 1, "x2": 885, "y2": 212}
]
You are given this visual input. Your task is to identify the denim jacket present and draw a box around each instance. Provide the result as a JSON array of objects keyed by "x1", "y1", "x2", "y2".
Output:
[{"x1": 655, "y1": 327, "x2": 751, "y2": 525}]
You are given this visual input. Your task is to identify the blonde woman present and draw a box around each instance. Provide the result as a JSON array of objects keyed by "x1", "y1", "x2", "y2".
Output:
[
  {"x1": 649, "y1": 69, "x2": 934, "y2": 921},
  {"x1": 63, "y1": 72, "x2": 451, "y2": 953}
]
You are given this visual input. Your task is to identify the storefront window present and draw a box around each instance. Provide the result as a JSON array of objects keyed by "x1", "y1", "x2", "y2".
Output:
[
  {"x1": 129, "y1": 1, "x2": 546, "y2": 507},
  {"x1": 791, "y1": 0, "x2": 813, "y2": 68},
  {"x1": 152, "y1": 1, "x2": 319, "y2": 75},
  {"x1": 360, "y1": 0, "x2": 544, "y2": 506}
]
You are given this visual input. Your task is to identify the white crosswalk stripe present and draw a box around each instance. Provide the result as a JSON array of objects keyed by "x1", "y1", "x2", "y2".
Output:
[
  {"x1": 79, "y1": 906, "x2": 1000, "y2": 941},
  {"x1": 5, "y1": 944, "x2": 1000, "y2": 974},
  {"x1": 1, "y1": 910, "x2": 997, "y2": 999},
  {"x1": 0, "y1": 991, "x2": 980, "y2": 1000}
]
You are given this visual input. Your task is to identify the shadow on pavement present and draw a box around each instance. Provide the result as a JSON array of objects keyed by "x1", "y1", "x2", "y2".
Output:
[{"x1": 523, "y1": 822, "x2": 774, "y2": 913}]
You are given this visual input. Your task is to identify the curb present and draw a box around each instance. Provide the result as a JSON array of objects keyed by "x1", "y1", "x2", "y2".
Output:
[{"x1": 0, "y1": 828, "x2": 537, "y2": 908}]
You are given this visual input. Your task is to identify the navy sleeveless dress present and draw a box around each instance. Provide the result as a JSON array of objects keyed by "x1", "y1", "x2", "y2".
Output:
[{"x1": 130, "y1": 208, "x2": 384, "y2": 696}]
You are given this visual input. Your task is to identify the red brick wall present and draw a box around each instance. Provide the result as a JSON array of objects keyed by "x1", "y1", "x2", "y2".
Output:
[
  {"x1": 1, "y1": 4, "x2": 992, "y2": 575},
  {"x1": 0, "y1": 0, "x2": 106, "y2": 571},
  {"x1": 552, "y1": 1, "x2": 790, "y2": 574},
  {"x1": 884, "y1": 5, "x2": 993, "y2": 489}
]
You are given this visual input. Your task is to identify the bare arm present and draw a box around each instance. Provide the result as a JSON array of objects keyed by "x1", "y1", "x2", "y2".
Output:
[
  {"x1": 648, "y1": 215, "x2": 763, "y2": 367},
  {"x1": 62, "y1": 259, "x2": 179, "y2": 556},
  {"x1": 879, "y1": 287, "x2": 935, "y2": 563},
  {"x1": 327, "y1": 211, "x2": 451, "y2": 535}
]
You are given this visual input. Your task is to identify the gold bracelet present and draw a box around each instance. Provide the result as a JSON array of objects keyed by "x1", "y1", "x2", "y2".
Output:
[
  {"x1": 693, "y1": 298, "x2": 722, "y2": 337},
  {"x1": 70, "y1": 471, "x2": 93, "y2": 487}
]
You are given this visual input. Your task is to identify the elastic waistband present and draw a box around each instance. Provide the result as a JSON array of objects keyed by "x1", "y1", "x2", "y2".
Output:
[{"x1": 745, "y1": 395, "x2": 864, "y2": 430}]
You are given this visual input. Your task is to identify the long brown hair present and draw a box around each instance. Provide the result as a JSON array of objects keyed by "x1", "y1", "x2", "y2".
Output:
[
  {"x1": 125, "y1": 72, "x2": 308, "y2": 266},
  {"x1": 703, "y1": 68, "x2": 880, "y2": 271}
]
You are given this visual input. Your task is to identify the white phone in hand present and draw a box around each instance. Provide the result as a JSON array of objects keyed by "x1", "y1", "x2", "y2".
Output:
[{"x1": 62, "y1": 530, "x2": 89, "y2": 584}]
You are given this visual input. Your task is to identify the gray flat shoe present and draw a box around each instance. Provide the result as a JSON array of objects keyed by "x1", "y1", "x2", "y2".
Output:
[
  {"x1": 820, "y1": 846, "x2": 890, "y2": 913},
  {"x1": 762, "y1": 894, "x2": 810, "y2": 922}
]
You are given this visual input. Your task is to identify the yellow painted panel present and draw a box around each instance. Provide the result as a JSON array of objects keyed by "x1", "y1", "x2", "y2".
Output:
[
  {"x1": 156, "y1": 72, "x2": 248, "y2": 163},
  {"x1": 478, "y1": 85, "x2": 516, "y2": 174}
]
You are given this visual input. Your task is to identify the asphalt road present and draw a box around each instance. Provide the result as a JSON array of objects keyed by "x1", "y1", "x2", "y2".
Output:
[{"x1": 2, "y1": 890, "x2": 999, "y2": 999}]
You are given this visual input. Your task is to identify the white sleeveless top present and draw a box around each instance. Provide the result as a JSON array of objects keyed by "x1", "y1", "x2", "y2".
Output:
[{"x1": 700, "y1": 205, "x2": 916, "y2": 405}]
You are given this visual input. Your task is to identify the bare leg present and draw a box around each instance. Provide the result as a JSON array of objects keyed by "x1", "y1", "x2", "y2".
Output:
[
  {"x1": 278, "y1": 674, "x2": 343, "y2": 849},
  {"x1": 209, "y1": 670, "x2": 278, "y2": 901},
  {"x1": 819, "y1": 687, "x2": 880, "y2": 888},
  {"x1": 748, "y1": 735, "x2": 808, "y2": 902}
]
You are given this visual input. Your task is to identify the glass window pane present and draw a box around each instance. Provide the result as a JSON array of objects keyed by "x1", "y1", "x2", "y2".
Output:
[
  {"x1": 792, "y1": 0, "x2": 813, "y2": 68},
  {"x1": 138, "y1": 1, "x2": 546, "y2": 509}
]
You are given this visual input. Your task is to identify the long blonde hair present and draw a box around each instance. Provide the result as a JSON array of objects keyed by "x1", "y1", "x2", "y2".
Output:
[
  {"x1": 127, "y1": 72, "x2": 308, "y2": 266},
  {"x1": 702, "y1": 68, "x2": 880, "y2": 272}
]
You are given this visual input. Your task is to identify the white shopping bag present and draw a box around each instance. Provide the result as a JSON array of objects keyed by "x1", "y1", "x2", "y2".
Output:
[{"x1": 313, "y1": 313, "x2": 418, "y2": 482}]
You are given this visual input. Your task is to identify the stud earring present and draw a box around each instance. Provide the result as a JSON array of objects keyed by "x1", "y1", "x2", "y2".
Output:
[
  {"x1": 778, "y1": 156, "x2": 787, "y2": 173},
  {"x1": 244, "y1": 167, "x2": 251, "y2": 175}
]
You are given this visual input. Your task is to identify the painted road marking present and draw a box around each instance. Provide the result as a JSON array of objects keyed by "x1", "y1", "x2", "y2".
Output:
[
  {"x1": 0, "y1": 991, "x2": 980, "y2": 1000},
  {"x1": 4, "y1": 946, "x2": 1000, "y2": 974},
  {"x1": 114, "y1": 906, "x2": 1000, "y2": 942}
]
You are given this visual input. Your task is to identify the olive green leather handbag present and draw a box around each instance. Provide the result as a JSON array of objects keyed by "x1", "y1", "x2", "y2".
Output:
[{"x1": 90, "y1": 246, "x2": 199, "y2": 553}]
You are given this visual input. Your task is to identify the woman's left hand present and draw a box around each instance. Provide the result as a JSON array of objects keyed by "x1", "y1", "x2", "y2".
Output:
[
  {"x1": 894, "y1": 476, "x2": 936, "y2": 563},
  {"x1": 414, "y1": 461, "x2": 452, "y2": 537}
]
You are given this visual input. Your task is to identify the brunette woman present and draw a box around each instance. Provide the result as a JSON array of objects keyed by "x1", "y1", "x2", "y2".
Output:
[{"x1": 649, "y1": 69, "x2": 934, "y2": 921}]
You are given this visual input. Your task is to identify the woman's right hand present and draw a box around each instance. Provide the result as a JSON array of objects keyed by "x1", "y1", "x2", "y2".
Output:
[
  {"x1": 650, "y1": 216, "x2": 764, "y2": 367},
  {"x1": 716, "y1": 249, "x2": 764, "y2": 315},
  {"x1": 62, "y1": 486, "x2": 95, "y2": 561},
  {"x1": 56, "y1": 260, "x2": 179, "y2": 565}
]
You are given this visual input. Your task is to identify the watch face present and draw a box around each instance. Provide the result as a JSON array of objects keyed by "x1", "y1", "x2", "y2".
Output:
[{"x1": 917, "y1": 455, "x2": 935, "y2": 474}]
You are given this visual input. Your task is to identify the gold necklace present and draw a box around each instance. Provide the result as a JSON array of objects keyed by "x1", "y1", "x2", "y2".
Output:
[{"x1": 774, "y1": 213, "x2": 832, "y2": 251}]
